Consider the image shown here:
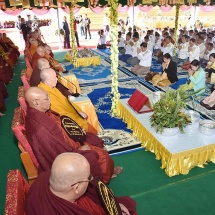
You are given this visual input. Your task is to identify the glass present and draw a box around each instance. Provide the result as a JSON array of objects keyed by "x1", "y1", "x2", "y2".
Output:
[
  {"x1": 35, "y1": 96, "x2": 50, "y2": 101},
  {"x1": 71, "y1": 173, "x2": 94, "y2": 187}
]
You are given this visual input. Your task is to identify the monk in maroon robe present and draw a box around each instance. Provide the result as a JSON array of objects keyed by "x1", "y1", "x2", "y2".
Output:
[
  {"x1": 0, "y1": 56, "x2": 13, "y2": 80},
  {"x1": 25, "y1": 153, "x2": 137, "y2": 215},
  {"x1": 31, "y1": 46, "x2": 46, "y2": 69},
  {"x1": 25, "y1": 87, "x2": 121, "y2": 183},
  {"x1": 0, "y1": 80, "x2": 8, "y2": 113}
]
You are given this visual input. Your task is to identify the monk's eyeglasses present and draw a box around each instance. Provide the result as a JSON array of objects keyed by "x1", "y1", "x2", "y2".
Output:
[
  {"x1": 71, "y1": 173, "x2": 94, "y2": 187},
  {"x1": 35, "y1": 96, "x2": 50, "y2": 101}
]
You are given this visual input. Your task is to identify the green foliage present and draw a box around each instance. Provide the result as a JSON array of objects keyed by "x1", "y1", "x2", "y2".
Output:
[
  {"x1": 150, "y1": 89, "x2": 192, "y2": 134},
  {"x1": 55, "y1": 29, "x2": 64, "y2": 36}
]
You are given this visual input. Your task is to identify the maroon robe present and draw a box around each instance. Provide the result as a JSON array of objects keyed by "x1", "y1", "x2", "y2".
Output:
[
  {"x1": 0, "y1": 56, "x2": 13, "y2": 79},
  {"x1": 26, "y1": 171, "x2": 137, "y2": 215},
  {"x1": 0, "y1": 81, "x2": 7, "y2": 112},
  {"x1": 31, "y1": 52, "x2": 42, "y2": 69},
  {"x1": 25, "y1": 107, "x2": 103, "y2": 179}
]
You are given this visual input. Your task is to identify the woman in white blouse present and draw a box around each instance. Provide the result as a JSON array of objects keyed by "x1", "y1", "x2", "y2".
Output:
[{"x1": 131, "y1": 42, "x2": 152, "y2": 75}]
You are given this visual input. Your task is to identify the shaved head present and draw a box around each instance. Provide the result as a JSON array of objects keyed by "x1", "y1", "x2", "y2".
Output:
[
  {"x1": 37, "y1": 58, "x2": 50, "y2": 70},
  {"x1": 37, "y1": 46, "x2": 45, "y2": 57},
  {"x1": 40, "y1": 68, "x2": 57, "y2": 88},
  {"x1": 25, "y1": 87, "x2": 50, "y2": 112},
  {"x1": 49, "y1": 153, "x2": 90, "y2": 195}
]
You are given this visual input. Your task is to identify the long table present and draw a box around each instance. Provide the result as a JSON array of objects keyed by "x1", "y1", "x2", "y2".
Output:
[{"x1": 117, "y1": 98, "x2": 215, "y2": 177}]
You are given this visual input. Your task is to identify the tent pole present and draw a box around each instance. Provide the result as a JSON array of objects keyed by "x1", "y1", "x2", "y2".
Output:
[{"x1": 57, "y1": 8, "x2": 62, "y2": 50}]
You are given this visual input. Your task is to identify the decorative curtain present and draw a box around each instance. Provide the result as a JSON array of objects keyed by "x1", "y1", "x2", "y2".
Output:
[
  {"x1": 199, "y1": 5, "x2": 215, "y2": 12},
  {"x1": 137, "y1": 5, "x2": 153, "y2": 13},
  {"x1": 3, "y1": 9, "x2": 22, "y2": 16},
  {"x1": 89, "y1": 6, "x2": 105, "y2": 14},
  {"x1": 118, "y1": 5, "x2": 130, "y2": 13},
  {"x1": 180, "y1": 5, "x2": 191, "y2": 11},
  {"x1": 32, "y1": 8, "x2": 50, "y2": 15},
  {"x1": 62, "y1": 6, "x2": 81, "y2": 14},
  {"x1": 159, "y1": 5, "x2": 172, "y2": 12}
]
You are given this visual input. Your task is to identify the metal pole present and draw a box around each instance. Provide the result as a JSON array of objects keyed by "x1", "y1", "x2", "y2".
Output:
[
  {"x1": 133, "y1": 5, "x2": 134, "y2": 30},
  {"x1": 57, "y1": 8, "x2": 62, "y2": 50}
]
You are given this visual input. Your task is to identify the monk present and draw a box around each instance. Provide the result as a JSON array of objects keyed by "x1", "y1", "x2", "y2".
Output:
[
  {"x1": 26, "y1": 153, "x2": 137, "y2": 215},
  {"x1": 38, "y1": 68, "x2": 95, "y2": 133},
  {"x1": 29, "y1": 39, "x2": 38, "y2": 57},
  {"x1": 44, "y1": 45, "x2": 64, "y2": 72},
  {"x1": 30, "y1": 58, "x2": 74, "y2": 97},
  {"x1": 25, "y1": 87, "x2": 122, "y2": 183},
  {"x1": 31, "y1": 46, "x2": 46, "y2": 69}
]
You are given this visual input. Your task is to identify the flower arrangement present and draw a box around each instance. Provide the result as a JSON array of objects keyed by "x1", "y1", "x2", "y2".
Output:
[
  {"x1": 55, "y1": 28, "x2": 64, "y2": 36},
  {"x1": 110, "y1": 0, "x2": 120, "y2": 116},
  {"x1": 173, "y1": 4, "x2": 180, "y2": 57},
  {"x1": 70, "y1": 5, "x2": 77, "y2": 66},
  {"x1": 150, "y1": 89, "x2": 193, "y2": 134}
]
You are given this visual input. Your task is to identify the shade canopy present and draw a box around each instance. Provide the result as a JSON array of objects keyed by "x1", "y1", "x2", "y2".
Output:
[{"x1": 1, "y1": 0, "x2": 215, "y2": 9}]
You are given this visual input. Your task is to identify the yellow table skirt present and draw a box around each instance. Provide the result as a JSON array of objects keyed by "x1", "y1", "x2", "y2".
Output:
[
  {"x1": 65, "y1": 52, "x2": 101, "y2": 68},
  {"x1": 117, "y1": 101, "x2": 215, "y2": 177},
  {"x1": 58, "y1": 74, "x2": 81, "y2": 94},
  {"x1": 73, "y1": 97, "x2": 101, "y2": 133}
]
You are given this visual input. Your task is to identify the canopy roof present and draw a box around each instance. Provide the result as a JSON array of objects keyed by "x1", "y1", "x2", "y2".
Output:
[{"x1": 0, "y1": 0, "x2": 215, "y2": 9}]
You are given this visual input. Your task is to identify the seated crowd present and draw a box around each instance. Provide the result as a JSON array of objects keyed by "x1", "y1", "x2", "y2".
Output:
[
  {"x1": 9, "y1": 29, "x2": 137, "y2": 214},
  {"x1": 0, "y1": 33, "x2": 20, "y2": 116},
  {"x1": 117, "y1": 27, "x2": 215, "y2": 94}
]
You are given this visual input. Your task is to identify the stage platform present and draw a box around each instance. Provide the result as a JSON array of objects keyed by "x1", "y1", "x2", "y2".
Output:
[{"x1": 117, "y1": 98, "x2": 215, "y2": 177}]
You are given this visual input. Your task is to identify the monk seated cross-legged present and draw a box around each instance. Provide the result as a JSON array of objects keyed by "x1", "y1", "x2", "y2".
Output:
[
  {"x1": 25, "y1": 87, "x2": 122, "y2": 183},
  {"x1": 26, "y1": 153, "x2": 137, "y2": 215}
]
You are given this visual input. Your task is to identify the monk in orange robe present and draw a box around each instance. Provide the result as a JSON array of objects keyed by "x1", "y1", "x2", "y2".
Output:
[{"x1": 29, "y1": 39, "x2": 38, "y2": 57}]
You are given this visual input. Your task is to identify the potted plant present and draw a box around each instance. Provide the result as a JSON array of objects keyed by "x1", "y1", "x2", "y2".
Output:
[{"x1": 150, "y1": 89, "x2": 192, "y2": 135}]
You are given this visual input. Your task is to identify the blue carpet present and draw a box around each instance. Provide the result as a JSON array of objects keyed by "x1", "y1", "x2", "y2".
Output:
[
  {"x1": 88, "y1": 86, "x2": 135, "y2": 131},
  {"x1": 170, "y1": 78, "x2": 187, "y2": 90}
]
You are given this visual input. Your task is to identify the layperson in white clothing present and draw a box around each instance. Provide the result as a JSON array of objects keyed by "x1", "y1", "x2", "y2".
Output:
[
  {"x1": 182, "y1": 38, "x2": 200, "y2": 70},
  {"x1": 153, "y1": 32, "x2": 161, "y2": 55},
  {"x1": 119, "y1": 32, "x2": 133, "y2": 62},
  {"x1": 160, "y1": 36, "x2": 174, "y2": 56},
  {"x1": 174, "y1": 35, "x2": 189, "y2": 66},
  {"x1": 188, "y1": 38, "x2": 200, "y2": 62},
  {"x1": 97, "y1": 30, "x2": 106, "y2": 49},
  {"x1": 198, "y1": 36, "x2": 206, "y2": 62},
  {"x1": 203, "y1": 43, "x2": 215, "y2": 63},
  {"x1": 118, "y1": 31, "x2": 125, "y2": 54},
  {"x1": 127, "y1": 32, "x2": 141, "y2": 66},
  {"x1": 144, "y1": 36, "x2": 153, "y2": 53},
  {"x1": 131, "y1": 42, "x2": 152, "y2": 75}
]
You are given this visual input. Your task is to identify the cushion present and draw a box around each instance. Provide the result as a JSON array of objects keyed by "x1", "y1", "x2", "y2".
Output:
[
  {"x1": 5, "y1": 169, "x2": 29, "y2": 215},
  {"x1": 12, "y1": 107, "x2": 39, "y2": 168}
]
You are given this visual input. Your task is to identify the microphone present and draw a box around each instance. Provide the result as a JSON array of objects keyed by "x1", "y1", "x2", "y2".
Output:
[{"x1": 56, "y1": 71, "x2": 80, "y2": 97}]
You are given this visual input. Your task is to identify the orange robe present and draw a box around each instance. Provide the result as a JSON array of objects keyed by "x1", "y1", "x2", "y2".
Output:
[
  {"x1": 31, "y1": 52, "x2": 42, "y2": 69},
  {"x1": 38, "y1": 82, "x2": 91, "y2": 132},
  {"x1": 30, "y1": 44, "x2": 38, "y2": 57}
]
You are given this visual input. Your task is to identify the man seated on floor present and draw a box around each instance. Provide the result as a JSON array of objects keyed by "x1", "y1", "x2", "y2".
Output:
[
  {"x1": 131, "y1": 42, "x2": 152, "y2": 75},
  {"x1": 31, "y1": 46, "x2": 46, "y2": 69},
  {"x1": 30, "y1": 58, "x2": 73, "y2": 97},
  {"x1": 127, "y1": 32, "x2": 141, "y2": 66},
  {"x1": 26, "y1": 153, "x2": 137, "y2": 215},
  {"x1": 119, "y1": 32, "x2": 132, "y2": 63},
  {"x1": 181, "y1": 38, "x2": 200, "y2": 70},
  {"x1": 25, "y1": 87, "x2": 122, "y2": 183},
  {"x1": 38, "y1": 68, "x2": 97, "y2": 134}
]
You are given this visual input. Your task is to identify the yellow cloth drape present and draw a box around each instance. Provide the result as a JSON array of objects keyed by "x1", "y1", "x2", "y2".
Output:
[
  {"x1": 57, "y1": 73, "x2": 81, "y2": 94},
  {"x1": 65, "y1": 52, "x2": 101, "y2": 68},
  {"x1": 38, "y1": 82, "x2": 88, "y2": 131},
  {"x1": 72, "y1": 97, "x2": 101, "y2": 132},
  {"x1": 117, "y1": 100, "x2": 215, "y2": 177}
]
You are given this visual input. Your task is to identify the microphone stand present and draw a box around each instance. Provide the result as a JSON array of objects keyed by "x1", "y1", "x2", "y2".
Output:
[{"x1": 56, "y1": 71, "x2": 80, "y2": 97}]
